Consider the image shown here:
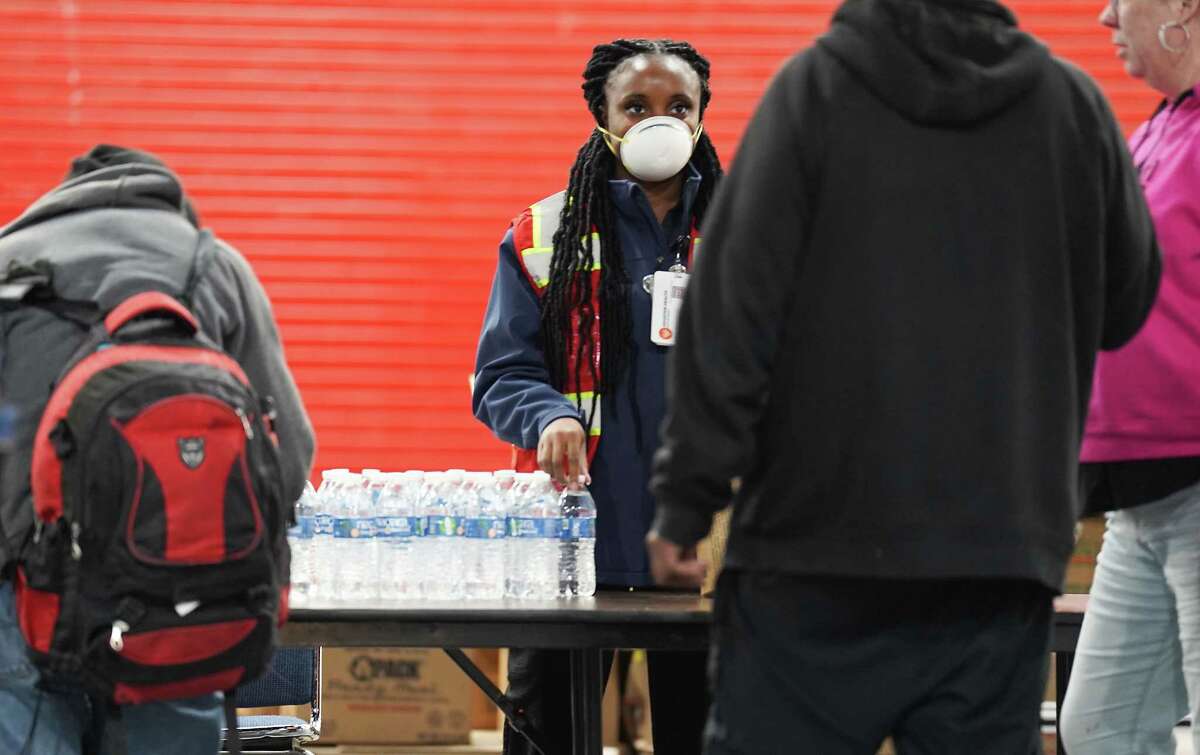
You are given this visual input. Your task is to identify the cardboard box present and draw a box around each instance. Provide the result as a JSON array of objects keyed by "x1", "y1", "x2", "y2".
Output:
[
  {"x1": 1065, "y1": 516, "x2": 1105, "y2": 594},
  {"x1": 320, "y1": 647, "x2": 472, "y2": 745},
  {"x1": 700, "y1": 507, "x2": 732, "y2": 598}
]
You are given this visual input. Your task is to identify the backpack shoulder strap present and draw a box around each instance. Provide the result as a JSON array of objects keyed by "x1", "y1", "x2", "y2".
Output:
[{"x1": 181, "y1": 229, "x2": 215, "y2": 309}]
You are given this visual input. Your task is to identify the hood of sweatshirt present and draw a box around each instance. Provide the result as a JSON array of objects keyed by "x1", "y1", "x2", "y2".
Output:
[
  {"x1": 817, "y1": 0, "x2": 1050, "y2": 126},
  {"x1": 1, "y1": 144, "x2": 197, "y2": 239}
]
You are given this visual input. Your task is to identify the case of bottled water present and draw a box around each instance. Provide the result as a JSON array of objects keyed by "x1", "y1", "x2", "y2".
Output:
[{"x1": 300, "y1": 467, "x2": 598, "y2": 606}]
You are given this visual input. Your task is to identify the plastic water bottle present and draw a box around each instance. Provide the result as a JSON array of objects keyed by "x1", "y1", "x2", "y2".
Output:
[
  {"x1": 333, "y1": 472, "x2": 377, "y2": 604},
  {"x1": 327, "y1": 471, "x2": 353, "y2": 602},
  {"x1": 400, "y1": 471, "x2": 426, "y2": 597},
  {"x1": 363, "y1": 469, "x2": 386, "y2": 506},
  {"x1": 423, "y1": 470, "x2": 464, "y2": 599},
  {"x1": 413, "y1": 472, "x2": 441, "y2": 598},
  {"x1": 376, "y1": 471, "x2": 425, "y2": 601},
  {"x1": 463, "y1": 472, "x2": 507, "y2": 599},
  {"x1": 449, "y1": 471, "x2": 481, "y2": 598},
  {"x1": 287, "y1": 481, "x2": 318, "y2": 607},
  {"x1": 362, "y1": 469, "x2": 389, "y2": 599},
  {"x1": 505, "y1": 472, "x2": 535, "y2": 598},
  {"x1": 353, "y1": 472, "x2": 380, "y2": 602},
  {"x1": 517, "y1": 471, "x2": 559, "y2": 600},
  {"x1": 311, "y1": 469, "x2": 346, "y2": 602},
  {"x1": 558, "y1": 479, "x2": 597, "y2": 597},
  {"x1": 374, "y1": 473, "x2": 402, "y2": 601}
]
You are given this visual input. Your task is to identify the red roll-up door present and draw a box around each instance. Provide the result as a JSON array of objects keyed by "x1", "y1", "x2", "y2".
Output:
[{"x1": 0, "y1": 0, "x2": 1159, "y2": 475}]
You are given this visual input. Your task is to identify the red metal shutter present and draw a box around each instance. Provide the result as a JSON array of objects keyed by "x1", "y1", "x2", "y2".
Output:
[{"x1": 0, "y1": 0, "x2": 1160, "y2": 475}]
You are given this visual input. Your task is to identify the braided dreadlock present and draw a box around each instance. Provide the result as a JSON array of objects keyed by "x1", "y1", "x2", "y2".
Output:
[{"x1": 539, "y1": 39, "x2": 723, "y2": 428}]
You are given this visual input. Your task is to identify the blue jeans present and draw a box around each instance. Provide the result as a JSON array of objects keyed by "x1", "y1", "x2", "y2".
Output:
[
  {"x1": 1060, "y1": 482, "x2": 1200, "y2": 754},
  {"x1": 0, "y1": 580, "x2": 224, "y2": 755}
]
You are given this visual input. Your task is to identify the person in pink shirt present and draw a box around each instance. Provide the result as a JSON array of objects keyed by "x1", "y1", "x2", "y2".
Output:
[{"x1": 1061, "y1": 0, "x2": 1200, "y2": 752}]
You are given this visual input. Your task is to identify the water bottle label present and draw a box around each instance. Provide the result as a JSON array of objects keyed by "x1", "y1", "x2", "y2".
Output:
[
  {"x1": 351, "y1": 516, "x2": 376, "y2": 539},
  {"x1": 507, "y1": 517, "x2": 562, "y2": 539},
  {"x1": 427, "y1": 516, "x2": 462, "y2": 538},
  {"x1": 376, "y1": 516, "x2": 423, "y2": 538},
  {"x1": 314, "y1": 513, "x2": 334, "y2": 536},
  {"x1": 290, "y1": 515, "x2": 315, "y2": 540},
  {"x1": 560, "y1": 517, "x2": 595, "y2": 540},
  {"x1": 463, "y1": 517, "x2": 507, "y2": 539},
  {"x1": 332, "y1": 517, "x2": 375, "y2": 538}
]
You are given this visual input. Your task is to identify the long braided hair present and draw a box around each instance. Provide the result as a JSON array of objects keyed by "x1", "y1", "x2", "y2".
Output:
[{"x1": 539, "y1": 39, "x2": 723, "y2": 426}]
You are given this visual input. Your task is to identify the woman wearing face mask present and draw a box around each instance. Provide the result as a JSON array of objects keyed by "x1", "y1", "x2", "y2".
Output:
[
  {"x1": 472, "y1": 38, "x2": 722, "y2": 755},
  {"x1": 1060, "y1": 1, "x2": 1200, "y2": 752}
]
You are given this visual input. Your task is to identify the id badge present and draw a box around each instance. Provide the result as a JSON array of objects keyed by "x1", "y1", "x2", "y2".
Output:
[{"x1": 650, "y1": 270, "x2": 689, "y2": 346}]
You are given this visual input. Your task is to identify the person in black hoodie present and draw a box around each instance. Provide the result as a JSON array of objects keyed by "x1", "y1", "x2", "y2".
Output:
[{"x1": 646, "y1": 0, "x2": 1161, "y2": 752}]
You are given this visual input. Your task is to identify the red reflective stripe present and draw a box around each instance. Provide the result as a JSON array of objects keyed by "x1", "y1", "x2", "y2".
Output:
[
  {"x1": 117, "y1": 619, "x2": 256, "y2": 666},
  {"x1": 32, "y1": 344, "x2": 251, "y2": 522},
  {"x1": 113, "y1": 667, "x2": 245, "y2": 704},
  {"x1": 512, "y1": 447, "x2": 537, "y2": 473},
  {"x1": 104, "y1": 292, "x2": 198, "y2": 335},
  {"x1": 510, "y1": 206, "x2": 544, "y2": 294},
  {"x1": 14, "y1": 567, "x2": 58, "y2": 654}
]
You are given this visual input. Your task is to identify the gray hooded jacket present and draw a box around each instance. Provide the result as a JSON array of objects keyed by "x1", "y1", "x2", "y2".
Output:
[{"x1": 0, "y1": 160, "x2": 316, "y2": 572}]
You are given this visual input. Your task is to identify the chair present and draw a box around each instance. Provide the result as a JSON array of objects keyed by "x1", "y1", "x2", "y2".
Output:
[{"x1": 220, "y1": 646, "x2": 322, "y2": 754}]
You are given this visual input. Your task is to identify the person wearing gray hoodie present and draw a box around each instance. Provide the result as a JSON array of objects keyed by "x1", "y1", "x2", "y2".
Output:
[
  {"x1": 0, "y1": 145, "x2": 315, "y2": 755},
  {"x1": 646, "y1": 0, "x2": 1161, "y2": 752}
]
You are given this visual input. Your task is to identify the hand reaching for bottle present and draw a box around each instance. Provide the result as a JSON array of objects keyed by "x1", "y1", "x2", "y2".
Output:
[{"x1": 538, "y1": 417, "x2": 592, "y2": 487}]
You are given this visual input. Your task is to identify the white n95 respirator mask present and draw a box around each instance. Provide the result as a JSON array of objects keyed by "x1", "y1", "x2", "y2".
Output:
[{"x1": 598, "y1": 116, "x2": 703, "y2": 182}]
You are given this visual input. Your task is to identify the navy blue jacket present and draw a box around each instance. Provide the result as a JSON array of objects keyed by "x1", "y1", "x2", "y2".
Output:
[{"x1": 474, "y1": 167, "x2": 701, "y2": 586}]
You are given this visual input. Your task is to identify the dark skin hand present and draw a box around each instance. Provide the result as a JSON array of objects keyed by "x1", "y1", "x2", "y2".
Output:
[
  {"x1": 536, "y1": 54, "x2": 703, "y2": 484},
  {"x1": 538, "y1": 416, "x2": 590, "y2": 487},
  {"x1": 646, "y1": 530, "x2": 707, "y2": 589}
]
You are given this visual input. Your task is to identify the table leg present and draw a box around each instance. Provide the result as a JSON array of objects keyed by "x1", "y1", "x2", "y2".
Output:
[
  {"x1": 569, "y1": 648, "x2": 604, "y2": 755},
  {"x1": 1056, "y1": 651, "x2": 1074, "y2": 755},
  {"x1": 442, "y1": 649, "x2": 551, "y2": 755}
]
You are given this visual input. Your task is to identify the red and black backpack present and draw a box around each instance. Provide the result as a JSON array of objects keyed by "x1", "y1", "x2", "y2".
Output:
[{"x1": 3, "y1": 252, "x2": 289, "y2": 749}]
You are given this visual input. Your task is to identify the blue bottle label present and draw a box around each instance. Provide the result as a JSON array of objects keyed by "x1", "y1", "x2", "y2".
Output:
[
  {"x1": 464, "y1": 517, "x2": 507, "y2": 539},
  {"x1": 376, "y1": 516, "x2": 417, "y2": 538},
  {"x1": 353, "y1": 516, "x2": 376, "y2": 538},
  {"x1": 313, "y1": 513, "x2": 334, "y2": 536},
  {"x1": 290, "y1": 514, "x2": 315, "y2": 540},
  {"x1": 427, "y1": 516, "x2": 462, "y2": 538},
  {"x1": 333, "y1": 517, "x2": 375, "y2": 539},
  {"x1": 375, "y1": 516, "x2": 395, "y2": 538},
  {"x1": 560, "y1": 517, "x2": 595, "y2": 540},
  {"x1": 507, "y1": 517, "x2": 564, "y2": 538}
]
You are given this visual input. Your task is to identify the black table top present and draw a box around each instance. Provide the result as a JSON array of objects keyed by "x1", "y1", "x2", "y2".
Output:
[
  {"x1": 282, "y1": 590, "x2": 712, "y2": 650},
  {"x1": 280, "y1": 591, "x2": 1088, "y2": 652}
]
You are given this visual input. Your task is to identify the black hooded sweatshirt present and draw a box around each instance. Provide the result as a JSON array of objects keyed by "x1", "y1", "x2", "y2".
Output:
[{"x1": 650, "y1": 0, "x2": 1161, "y2": 590}]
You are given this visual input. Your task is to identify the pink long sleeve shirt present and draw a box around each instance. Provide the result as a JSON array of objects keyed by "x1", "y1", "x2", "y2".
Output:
[{"x1": 1082, "y1": 88, "x2": 1200, "y2": 462}]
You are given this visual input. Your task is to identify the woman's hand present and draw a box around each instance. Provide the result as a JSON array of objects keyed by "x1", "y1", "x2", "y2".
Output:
[{"x1": 538, "y1": 417, "x2": 590, "y2": 486}]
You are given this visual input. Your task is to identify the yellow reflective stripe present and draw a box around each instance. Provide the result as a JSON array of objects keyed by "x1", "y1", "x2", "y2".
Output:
[
  {"x1": 691, "y1": 236, "x2": 701, "y2": 258},
  {"x1": 519, "y1": 193, "x2": 601, "y2": 290},
  {"x1": 583, "y1": 232, "x2": 601, "y2": 270},
  {"x1": 531, "y1": 198, "x2": 543, "y2": 252},
  {"x1": 520, "y1": 247, "x2": 553, "y2": 288},
  {"x1": 564, "y1": 390, "x2": 602, "y2": 436},
  {"x1": 533, "y1": 193, "x2": 567, "y2": 249}
]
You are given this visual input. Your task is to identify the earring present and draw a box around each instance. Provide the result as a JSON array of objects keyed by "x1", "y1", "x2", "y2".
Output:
[{"x1": 1158, "y1": 20, "x2": 1192, "y2": 53}]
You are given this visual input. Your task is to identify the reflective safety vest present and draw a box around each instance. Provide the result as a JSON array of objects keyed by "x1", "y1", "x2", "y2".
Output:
[{"x1": 508, "y1": 189, "x2": 700, "y2": 473}]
